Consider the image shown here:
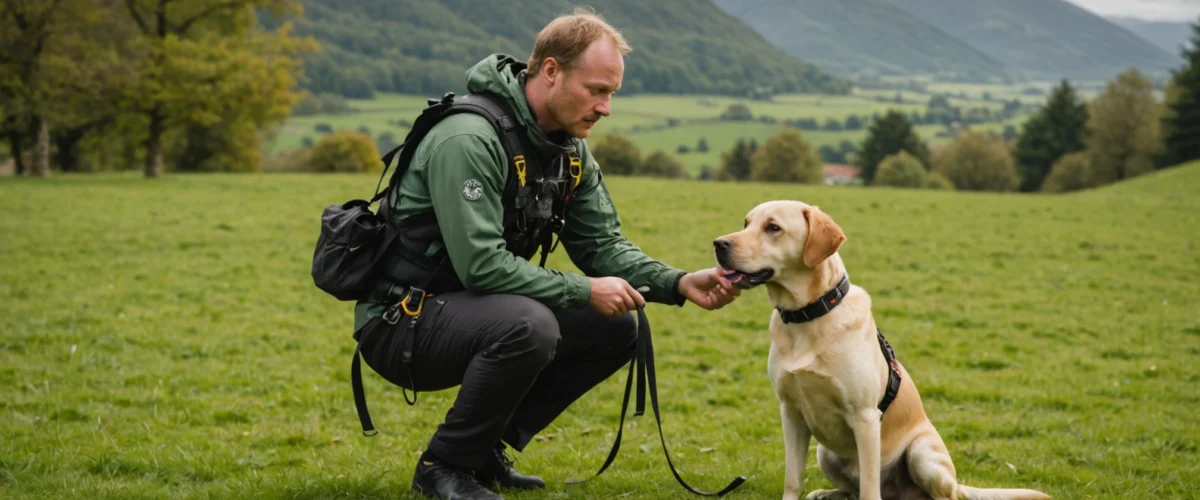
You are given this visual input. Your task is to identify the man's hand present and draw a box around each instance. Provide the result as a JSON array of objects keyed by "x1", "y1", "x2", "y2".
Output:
[
  {"x1": 677, "y1": 268, "x2": 741, "y2": 310},
  {"x1": 588, "y1": 276, "x2": 645, "y2": 317}
]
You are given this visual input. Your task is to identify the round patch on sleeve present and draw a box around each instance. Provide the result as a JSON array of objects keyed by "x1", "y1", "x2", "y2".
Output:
[{"x1": 462, "y1": 179, "x2": 483, "y2": 201}]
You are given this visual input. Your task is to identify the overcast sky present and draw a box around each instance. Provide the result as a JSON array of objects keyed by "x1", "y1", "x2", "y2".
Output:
[{"x1": 1064, "y1": 0, "x2": 1200, "y2": 22}]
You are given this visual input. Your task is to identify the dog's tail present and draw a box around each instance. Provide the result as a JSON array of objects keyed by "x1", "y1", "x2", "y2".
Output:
[{"x1": 958, "y1": 485, "x2": 1050, "y2": 500}]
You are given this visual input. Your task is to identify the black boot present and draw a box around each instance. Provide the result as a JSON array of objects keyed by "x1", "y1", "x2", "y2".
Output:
[
  {"x1": 476, "y1": 444, "x2": 545, "y2": 490},
  {"x1": 411, "y1": 459, "x2": 503, "y2": 500}
]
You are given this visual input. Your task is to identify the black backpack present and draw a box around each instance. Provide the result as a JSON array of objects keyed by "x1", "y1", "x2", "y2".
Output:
[{"x1": 310, "y1": 91, "x2": 555, "y2": 302}]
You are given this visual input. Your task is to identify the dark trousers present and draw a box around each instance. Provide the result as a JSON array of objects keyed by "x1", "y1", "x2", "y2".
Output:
[{"x1": 358, "y1": 290, "x2": 638, "y2": 470}]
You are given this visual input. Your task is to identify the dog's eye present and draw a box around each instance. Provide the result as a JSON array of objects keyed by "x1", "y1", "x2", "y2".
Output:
[
  {"x1": 765, "y1": 223, "x2": 781, "y2": 233},
  {"x1": 743, "y1": 220, "x2": 749, "y2": 229}
]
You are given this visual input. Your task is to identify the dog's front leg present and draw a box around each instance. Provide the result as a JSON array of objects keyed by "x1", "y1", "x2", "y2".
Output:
[
  {"x1": 851, "y1": 408, "x2": 883, "y2": 500},
  {"x1": 781, "y1": 403, "x2": 811, "y2": 500}
]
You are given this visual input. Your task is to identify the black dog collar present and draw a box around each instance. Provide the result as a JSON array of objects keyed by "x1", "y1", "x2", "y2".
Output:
[{"x1": 777, "y1": 274, "x2": 850, "y2": 324}]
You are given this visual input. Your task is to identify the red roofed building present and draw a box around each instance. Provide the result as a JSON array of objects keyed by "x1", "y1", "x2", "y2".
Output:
[{"x1": 822, "y1": 163, "x2": 861, "y2": 185}]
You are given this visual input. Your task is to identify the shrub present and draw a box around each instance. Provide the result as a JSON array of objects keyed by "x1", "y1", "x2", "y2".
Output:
[
  {"x1": 590, "y1": 134, "x2": 641, "y2": 175},
  {"x1": 641, "y1": 151, "x2": 688, "y2": 179},
  {"x1": 1041, "y1": 152, "x2": 1094, "y2": 193},
  {"x1": 924, "y1": 171, "x2": 955, "y2": 190},
  {"x1": 875, "y1": 151, "x2": 927, "y2": 188},
  {"x1": 933, "y1": 131, "x2": 1019, "y2": 192},
  {"x1": 720, "y1": 103, "x2": 753, "y2": 121},
  {"x1": 750, "y1": 127, "x2": 823, "y2": 184},
  {"x1": 308, "y1": 130, "x2": 381, "y2": 173}
]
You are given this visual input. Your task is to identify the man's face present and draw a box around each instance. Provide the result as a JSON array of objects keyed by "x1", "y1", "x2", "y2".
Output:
[{"x1": 545, "y1": 37, "x2": 623, "y2": 139}]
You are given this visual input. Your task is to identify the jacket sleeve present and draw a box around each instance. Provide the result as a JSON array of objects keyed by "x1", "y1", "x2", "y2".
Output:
[
  {"x1": 422, "y1": 130, "x2": 592, "y2": 310},
  {"x1": 559, "y1": 145, "x2": 688, "y2": 306}
]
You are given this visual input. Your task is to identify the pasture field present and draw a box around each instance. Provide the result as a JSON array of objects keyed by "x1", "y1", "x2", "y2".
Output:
[
  {"x1": 2, "y1": 164, "x2": 1197, "y2": 499},
  {"x1": 268, "y1": 85, "x2": 1036, "y2": 176}
]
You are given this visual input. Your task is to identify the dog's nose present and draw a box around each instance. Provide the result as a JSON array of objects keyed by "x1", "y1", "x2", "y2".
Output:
[{"x1": 713, "y1": 238, "x2": 732, "y2": 251}]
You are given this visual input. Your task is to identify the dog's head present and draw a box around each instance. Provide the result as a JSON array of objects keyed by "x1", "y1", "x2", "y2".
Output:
[{"x1": 712, "y1": 200, "x2": 846, "y2": 290}]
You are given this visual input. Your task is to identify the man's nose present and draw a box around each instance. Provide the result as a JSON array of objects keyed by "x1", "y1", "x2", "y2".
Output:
[
  {"x1": 713, "y1": 238, "x2": 732, "y2": 251},
  {"x1": 595, "y1": 96, "x2": 611, "y2": 117}
]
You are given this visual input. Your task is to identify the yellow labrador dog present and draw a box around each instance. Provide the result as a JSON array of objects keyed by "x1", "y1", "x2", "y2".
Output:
[{"x1": 713, "y1": 200, "x2": 1049, "y2": 500}]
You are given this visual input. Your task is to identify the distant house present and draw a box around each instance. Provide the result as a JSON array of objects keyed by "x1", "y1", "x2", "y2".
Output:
[{"x1": 822, "y1": 164, "x2": 861, "y2": 185}]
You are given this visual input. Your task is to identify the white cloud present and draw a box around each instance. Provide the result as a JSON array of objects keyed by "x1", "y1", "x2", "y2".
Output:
[{"x1": 1064, "y1": 0, "x2": 1200, "y2": 22}]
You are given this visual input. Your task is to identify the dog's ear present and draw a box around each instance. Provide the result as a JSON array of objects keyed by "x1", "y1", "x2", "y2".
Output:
[{"x1": 802, "y1": 206, "x2": 846, "y2": 268}]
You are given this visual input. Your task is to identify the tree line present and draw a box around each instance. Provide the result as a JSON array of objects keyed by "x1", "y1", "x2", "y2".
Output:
[{"x1": 1, "y1": 0, "x2": 313, "y2": 177}]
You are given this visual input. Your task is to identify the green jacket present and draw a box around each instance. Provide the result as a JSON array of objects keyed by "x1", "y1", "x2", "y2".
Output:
[{"x1": 354, "y1": 54, "x2": 686, "y2": 332}]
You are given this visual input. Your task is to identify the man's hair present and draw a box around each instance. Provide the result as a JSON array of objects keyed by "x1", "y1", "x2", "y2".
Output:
[{"x1": 527, "y1": 7, "x2": 631, "y2": 77}]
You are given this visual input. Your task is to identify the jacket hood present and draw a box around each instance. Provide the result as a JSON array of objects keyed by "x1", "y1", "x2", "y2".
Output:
[{"x1": 465, "y1": 54, "x2": 573, "y2": 158}]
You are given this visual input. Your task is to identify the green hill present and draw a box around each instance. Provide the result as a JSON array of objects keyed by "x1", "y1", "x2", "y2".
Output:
[
  {"x1": 275, "y1": 0, "x2": 851, "y2": 98},
  {"x1": 1109, "y1": 17, "x2": 1194, "y2": 58},
  {"x1": 888, "y1": 0, "x2": 1181, "y2": 80},
  {"x1": 712, "y1": 0, "x2": 1012, "y2": 82}
]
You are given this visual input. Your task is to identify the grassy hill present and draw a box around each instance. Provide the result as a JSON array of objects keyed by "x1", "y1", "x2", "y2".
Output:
[
  {"x1": 275, "y1": 0, "x2": 850, "y2": 98},
  {"x1": 712, "y1": 0, "x2": 1011, "y2": 82},
  {"x1": 888, "y1": 0, "x2": 1182, "y2": 80},
  {"x1": 1109, "y1": 17, "x2": 1195, "y2": 57},
  {"x1": 2, "y1": 163, "x2": 1198, "y2": 498}
]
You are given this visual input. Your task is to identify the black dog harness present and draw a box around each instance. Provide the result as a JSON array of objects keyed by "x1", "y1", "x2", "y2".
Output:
[{"x1": 777, "y1": 275, "x2": 903, "y2": 418}]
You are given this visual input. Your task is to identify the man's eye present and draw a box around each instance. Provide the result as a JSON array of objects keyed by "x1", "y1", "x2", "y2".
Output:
[{"x1": 765, "y1": 224, "x2": 781, "y2": 232}]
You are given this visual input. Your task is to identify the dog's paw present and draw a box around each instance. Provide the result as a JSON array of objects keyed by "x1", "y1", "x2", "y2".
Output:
[{"x1": 805, "y1": 490, "x2": 855, "y2": 500}]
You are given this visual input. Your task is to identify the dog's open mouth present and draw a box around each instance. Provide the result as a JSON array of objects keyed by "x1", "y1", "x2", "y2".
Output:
[{"x1": 722, "y1": 268, "x2": 774, "y2": 290}]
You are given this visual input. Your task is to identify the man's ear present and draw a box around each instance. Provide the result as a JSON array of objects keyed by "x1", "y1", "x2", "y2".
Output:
[
  {"x1": 541, "y1": 57, "x2": 560, "y2": 85},
  {"x1": 802, "y1": 206, "x2": 846, "y2": 268}
]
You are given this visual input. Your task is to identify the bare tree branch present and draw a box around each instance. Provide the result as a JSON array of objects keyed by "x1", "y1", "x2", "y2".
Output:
[
  {"x1": 125, "y1": 0, "x2": 149, "y2": 33},
  {"x1": 174, "y1": 0, "x2": 247, "y2": 35}
]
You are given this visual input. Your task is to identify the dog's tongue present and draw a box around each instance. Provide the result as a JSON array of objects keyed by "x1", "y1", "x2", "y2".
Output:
[{"x1": 722, "y1": 269, "x2": 745, "y2": 283}]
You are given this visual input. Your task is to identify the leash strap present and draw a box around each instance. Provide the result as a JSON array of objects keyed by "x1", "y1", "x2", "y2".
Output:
[{"x1": 568, "y1": 305, "x2": 747, "y2": 496}]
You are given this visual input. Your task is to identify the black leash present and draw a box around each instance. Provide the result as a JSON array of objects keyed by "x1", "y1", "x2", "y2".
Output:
[{"x1": 568, "y1": 301, "x2": 748, "y2": 496}]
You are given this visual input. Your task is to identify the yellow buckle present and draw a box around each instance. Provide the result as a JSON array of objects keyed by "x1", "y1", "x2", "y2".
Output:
[
  {"x1": 569, "y1": 156, "x2": 582, "y2": 190},
  {"x1": 515, "y1": 155, "x2": 527, "y2": 186},
  {"x1": 401, "y1": 288, "x2": 428, "y2": 317}
]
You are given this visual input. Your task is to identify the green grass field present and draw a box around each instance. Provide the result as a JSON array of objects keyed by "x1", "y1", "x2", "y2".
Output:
[
  {"x1": 268, "y1": 84, "x2": 1038, "y2": 176},
  {"x1": 3, "y1": 163, "x2": 1198, "y2": 499}
]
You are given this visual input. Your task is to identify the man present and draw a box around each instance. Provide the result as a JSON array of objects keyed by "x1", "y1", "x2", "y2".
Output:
[{"x1": 352, "y1": 8, "x2": 741, "y2": 500}]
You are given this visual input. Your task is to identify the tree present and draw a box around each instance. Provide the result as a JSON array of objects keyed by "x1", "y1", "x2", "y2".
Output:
[
  {"x1": 1012, "y1": 79, "x2": 1088, "y2": 192},
  {"x1": 641, "y1": 150, "x2": 687, "y2": 179},
  {"x1": 123, "y1": 0, "x2": 313, "y2": 177},
  {"x1": 750, "y1": 127, "x2": 822, "y2": 184},
  {"x1": 720, "y1": 103, "x2": 753, "y2": 121},
  {"x1": 308, "y1": 130, "x2": 379, "y2": 173},
  {"x1": 817, "y1": 144, "x2": 842, "y2": 163},
  {"x1": 838, "y1": 139, "x2": 857, "y2": 156},
  {"x1": 696, "y1": 137, "x2": 709, "y2": 153},
  {"x1": 591, "y1": 134, "x2": 641, "y2": 176},
  {"x1": 1041, "y1": 151, "x2": 1094, "y2": 193},
  {"x1": 875, "y1": 151, "x2": 927, "y2": 188},
  {"x1": 1084, "y1": 69, "x2": 1162, "y2": 184},
  {"x1": 933, "y1": 130, "x2": 1019, "y2": 192},
  {"x1": 718, "y1": 138, "x2": 753, "y2": 181},
  {"x1": 1002, "y1": 125, "x2": 1018, "y2": 142},
  {"x1": 0, "y1": 0, "x2": 97, "y2": 177},
  {"x1": 857, "y1": 110, "x2": 930, "y2": 184},
  {"x1": 1162, "y1": 22, "x2": 1200, "y2": 167}
]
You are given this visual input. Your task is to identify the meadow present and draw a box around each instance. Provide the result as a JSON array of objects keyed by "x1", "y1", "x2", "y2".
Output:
[
  {"x1": 269, "y1": 84, "x2": 1036, "y2": 176},
  {"x1": 2, "y1": 163, "x2": 1198, "y2": 499}
]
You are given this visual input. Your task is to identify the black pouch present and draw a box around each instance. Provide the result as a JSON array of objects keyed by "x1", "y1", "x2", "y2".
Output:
[{"x1": 311, "y1": 199, "x2": 398, "y2": 302}]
